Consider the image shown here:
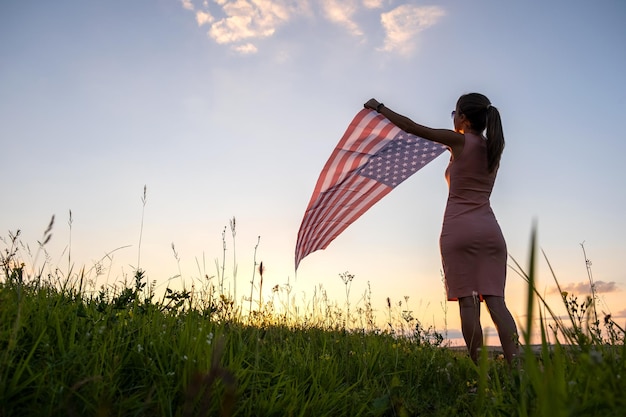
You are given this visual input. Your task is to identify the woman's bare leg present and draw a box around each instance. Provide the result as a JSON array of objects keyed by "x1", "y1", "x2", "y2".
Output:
[
  {"x1": 484, "y1": 295, "x2": 519, "y2": 363},
  {"x1": 459, "y1": 295, "x2": 483, "y2": 363}
]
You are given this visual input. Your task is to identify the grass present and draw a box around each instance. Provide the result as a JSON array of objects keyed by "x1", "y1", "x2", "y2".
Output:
[{"x1": 1, "y1": 219, "x2": 625, "y2": 416}]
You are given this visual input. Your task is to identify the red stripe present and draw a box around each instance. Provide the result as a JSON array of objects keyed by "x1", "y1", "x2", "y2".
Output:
[
  {"x1": 308, "y1": 110, "x2": 373, "y2": 201},
  {"x1": 297, "y1": 113, "x2": 397, "y2": 259},
  {"x1": 296, "y1": 110, "x2": 399, "y2": 268},
  {"x1": 295, "y1": 108, "x2": 443, "y2": 269},
  {"x1": 299, "y1": 175, "x2": 379, "y2": 258},
  {"x1": 312, "y1": 110, "x2": 394, "y2": 201},
  {"x1": 304, "y1": 179, "x2": 391, "y2": 256}
]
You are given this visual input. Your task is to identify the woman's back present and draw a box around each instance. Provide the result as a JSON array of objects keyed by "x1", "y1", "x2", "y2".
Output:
[
  {"x1": 440, "y1": 132, "x2": 506, "y2": 300},
  {"x1": 444, "y1": 132, "x2": 497, "y2": 220}
]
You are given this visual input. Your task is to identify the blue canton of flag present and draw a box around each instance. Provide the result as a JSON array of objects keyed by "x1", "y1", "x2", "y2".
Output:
[{"x1": 359, "y1": 133, "x2": 444, "y2": 188}]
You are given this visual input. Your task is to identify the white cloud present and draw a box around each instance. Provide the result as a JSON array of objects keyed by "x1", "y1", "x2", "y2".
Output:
[
  {"x1": 362, "y1": 0, "x2": 385, "y2": 9},
  {"x1": 232, "y1": 43, "x2": 258, "y2": 54},
  {"x1": 379, "y1": 5, "x2": 445, "y2": 56},
  {"x1": 178, "y1": 0, "x2": 446, "y2": 56},
  {"x1": 320, "y1": 0, "x2": 362, "y2": 36},
  {"x1": 196, "y1": 10, "x2": 214, "y2": 26},
  {"x1": 181, "y1": 0, "x2": 195, "y2": 11},
  {"x1": 208, "y1": 0, "x2": 293, "y2": 45}
]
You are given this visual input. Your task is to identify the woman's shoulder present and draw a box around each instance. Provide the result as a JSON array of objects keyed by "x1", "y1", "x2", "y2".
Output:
[
  {"x1": 463, "y1": 132, "x2": 488, "y2": 150},
  {"x1": 464, "y1": 132, "x2": 486, "y2": 142},
  {"x1": 453, "y1": 133, "x2": 486, "y2": 161}
]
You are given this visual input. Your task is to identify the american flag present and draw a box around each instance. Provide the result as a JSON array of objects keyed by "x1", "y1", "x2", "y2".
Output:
[{"x1": 295, "y1": 108, "x2": 447, "y2": 270}]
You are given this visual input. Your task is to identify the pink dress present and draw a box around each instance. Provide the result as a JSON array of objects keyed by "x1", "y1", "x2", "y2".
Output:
[{"x1": 440, "y1": 133, "x2": 507, "y2": 301}]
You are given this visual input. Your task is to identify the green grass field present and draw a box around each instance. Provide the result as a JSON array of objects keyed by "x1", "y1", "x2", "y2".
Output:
[{"x1": 1, "y1": 224, "x2": 625, "y2": 416}]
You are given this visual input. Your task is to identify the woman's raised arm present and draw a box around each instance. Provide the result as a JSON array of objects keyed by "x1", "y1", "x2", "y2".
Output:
[{"x1": 364, "y1": 98, "x2": 464, "y2": 157}]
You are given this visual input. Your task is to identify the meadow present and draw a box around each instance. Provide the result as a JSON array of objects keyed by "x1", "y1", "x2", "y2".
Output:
[{"x1": 1, "y1": 218, "x2": 625, "y2": 416}]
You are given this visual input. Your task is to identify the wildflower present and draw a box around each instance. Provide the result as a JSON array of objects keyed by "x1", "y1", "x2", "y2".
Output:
[
  {"x1": 206, "y1": 332, "x2": 214, "y2": 345},
  {"x1": 137, "y1": 344, "x2": 143, "y2": 353},
  {"x1": 182, "y1": 355, "x2": 188, "y2": 361},
  {"x1": 466, "y1": 379, "x2": 478, "y2": 394}
]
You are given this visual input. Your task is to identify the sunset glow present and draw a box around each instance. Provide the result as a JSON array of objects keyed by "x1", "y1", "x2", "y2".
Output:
[{"x1": 1, "y1": 0, "x2": 624, "y2": 345}]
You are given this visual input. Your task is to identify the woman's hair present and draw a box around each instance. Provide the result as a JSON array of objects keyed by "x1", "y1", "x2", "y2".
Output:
[{"x1": 457, "y1": 93, "x2": 505, "y2": 173}]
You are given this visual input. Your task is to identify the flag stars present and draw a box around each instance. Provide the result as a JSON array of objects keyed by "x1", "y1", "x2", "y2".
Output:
[{"x1": 359, "y1": 134, "x2": 445, "y2": 188}]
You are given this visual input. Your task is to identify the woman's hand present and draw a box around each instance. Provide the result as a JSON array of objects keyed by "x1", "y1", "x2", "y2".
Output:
[{"x1": 364, "y1": 98, "x2": 380, "y2": 110}]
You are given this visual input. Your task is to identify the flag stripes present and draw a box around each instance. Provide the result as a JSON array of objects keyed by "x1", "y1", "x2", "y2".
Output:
[{"x1": 295, "y1": 108, "x2": 446, "y2": 270}]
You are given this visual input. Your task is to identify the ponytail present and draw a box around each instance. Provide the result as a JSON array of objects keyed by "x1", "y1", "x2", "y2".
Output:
[
  {"x1": 485, "y1": 106, "x2": 505, "y2": 173},
  {"x1": 456, "y1": 93, "x2": 505, "y2": 173}
]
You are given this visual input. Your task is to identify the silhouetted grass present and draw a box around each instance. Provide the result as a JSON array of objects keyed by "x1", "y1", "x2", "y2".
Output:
[{"x1": 1, "y1": 219, "x2": 624, "y2": 416}]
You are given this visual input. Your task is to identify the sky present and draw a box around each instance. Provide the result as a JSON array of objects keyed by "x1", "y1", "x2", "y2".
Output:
[{"x1": 1, "y1": 0, "x2": 625, "y2": 344}]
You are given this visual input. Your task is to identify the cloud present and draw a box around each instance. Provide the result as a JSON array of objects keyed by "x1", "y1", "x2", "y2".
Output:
[
  {"x1": 592, "y1": 280, "x2": 620, "y2": 293},
  {"x1": 379, "y1": 5, "x2": 445, "y2": 56},
  {"x1": 196, "y1": 10, "x2": 214, "y2": 26},
  {"x1": 552, "y1": 280, "x2": 621, "y2": 295},
  {"x1": 362, "y1": 0, "x2": 385, "y2": 8},
  {"x1": 232, "y1": 42, "x2": 258, "y2": 54},
  {"x1": 178, "y1": 1, "x2": 446, "y2": 56},
  {"x1": 181, "y1": 0, "x2": 195, "y2": 11},
  {"x1": 208, "y1": 0, "x2": 295, "y2": 47},
  {"x1": 320, "y1": 0, "x2": 362, "y2": 36},
  {"x1": 611, "y1": 308, "x2": 626, "y2": 319}
]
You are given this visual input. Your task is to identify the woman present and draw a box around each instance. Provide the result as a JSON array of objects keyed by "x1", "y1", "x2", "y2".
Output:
[{"x1": 364, "y1": 93, "x2": 518, "y2": 363}]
